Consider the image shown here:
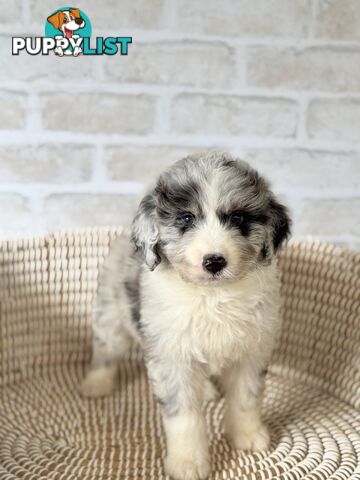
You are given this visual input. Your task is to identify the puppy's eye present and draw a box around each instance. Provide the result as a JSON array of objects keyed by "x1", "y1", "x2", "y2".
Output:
[
  {"x1": 63, "y1": 17, "x2": 68, "y2": 23},
  {"x1": 181, "y1": 212, "x2": 195, "y2": 226},
  {"x1": 230, "y1": 212, "x2": 244, "y2": 226}
]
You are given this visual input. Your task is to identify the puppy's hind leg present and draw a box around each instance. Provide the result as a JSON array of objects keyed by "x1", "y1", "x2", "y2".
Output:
[
  {"x1": 81, "y1": 236, "x2": 140, "y2": 398},
  {"x1": 81, "y1": 363, "x2": 118, "y2": 399},
  {"x1": 81, "y1": 334, "x2": 132, "y2": 398},
  {"x1": 81, "y1": 304, "x2": 134, "y2": 398}
]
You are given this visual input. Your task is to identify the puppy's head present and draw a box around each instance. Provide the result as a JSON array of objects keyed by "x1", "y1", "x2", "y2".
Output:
[
  {"x1": 131, "y1": 152, "x2": 291, "y2": 285},
  {"x1": 47, "y1": 8, "x2": 85, "y2": 37}
]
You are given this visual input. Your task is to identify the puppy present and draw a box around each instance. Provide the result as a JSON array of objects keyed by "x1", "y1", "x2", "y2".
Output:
[
  {"x1": 81, "y1": 152, "x2": 291, "y2": 480},
  {"x1": 47, "y1": 8, "x2": 85, "y2": 56}
]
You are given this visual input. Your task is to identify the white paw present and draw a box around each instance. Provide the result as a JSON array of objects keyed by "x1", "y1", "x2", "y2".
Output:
[
  {"x1": 73, "y1": 46, "x2": 82, "y2": 56},
  {"x1": 164, "y1": 453, "x2": 210, "y2": 480},
  {"x1": 54, "y1": 47, "x2": 64, "y2": 56},
  {"x1": 80, "y1": 366, "x2": 116, "y2": 398},
  {"x1": 229, "y1": 423, "x2": 270, "y2": 451}
]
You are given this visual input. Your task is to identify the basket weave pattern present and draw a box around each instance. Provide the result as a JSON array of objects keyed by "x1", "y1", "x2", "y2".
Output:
[{"x1": 0, "y1": 228, "x2": 359, "y2": 479}]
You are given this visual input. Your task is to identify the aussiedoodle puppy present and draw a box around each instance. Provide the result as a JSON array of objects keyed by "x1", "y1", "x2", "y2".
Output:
[{"x1": 81, "y1": 151, "x2": 291, "y2": 480}]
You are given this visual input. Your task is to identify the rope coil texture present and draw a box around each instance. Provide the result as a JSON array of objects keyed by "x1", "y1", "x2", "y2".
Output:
[{"x1": 0, "y1": 228, "x2": 359, "y2": 479}]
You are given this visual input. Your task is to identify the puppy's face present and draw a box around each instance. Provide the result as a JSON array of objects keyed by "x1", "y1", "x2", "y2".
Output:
[
  {"x1": 47, "y1": 9, "x2": 85, "y2": 38},
  {"x1": 132, "y1": 153, "x2": 290, "y2": 285}
]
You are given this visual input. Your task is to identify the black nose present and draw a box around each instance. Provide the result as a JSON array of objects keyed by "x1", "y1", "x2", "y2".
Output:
[
  {"x1": 202, "y1": 254, "x2": 227, "y2": 274},
  {"x1": 75, "y1": 17, "x2": 83, "y2": 25}
]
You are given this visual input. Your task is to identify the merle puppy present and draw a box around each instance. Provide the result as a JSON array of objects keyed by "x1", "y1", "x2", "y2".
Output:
[{"x1": 81, "y1": 151, "x2": 291, "y2": 480}]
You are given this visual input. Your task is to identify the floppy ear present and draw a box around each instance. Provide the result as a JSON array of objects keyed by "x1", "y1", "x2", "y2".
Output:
[
  {"x1": 131, "y1": 194, "x2": 161, "y2": 271},
  {"x1": 69, "y1": 8, "x2": 81, "y2": 18},
  {"x1": 270, "y1": 199, "x2": 291, "y2": 252},
  {"x1": 47, "y1": 11, "x2": 63, "y2": 30},
  {"x1": 262, "y1": 198, "x2": 291, "y2": 264}
]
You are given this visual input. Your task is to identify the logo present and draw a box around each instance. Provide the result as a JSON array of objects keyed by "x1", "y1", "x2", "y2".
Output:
[{"x1": 12, "y1": 7, "x2": 132, "y2": 57}]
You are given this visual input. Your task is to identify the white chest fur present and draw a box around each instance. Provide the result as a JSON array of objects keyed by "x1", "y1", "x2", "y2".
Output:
[{"x1": 140, "y1": 264, "x2": 280, "y2": 371}]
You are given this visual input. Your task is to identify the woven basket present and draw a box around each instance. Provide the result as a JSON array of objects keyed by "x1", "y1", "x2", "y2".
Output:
[{"x1": 0, "y1": 228, "x2": 359, "y2": 480}]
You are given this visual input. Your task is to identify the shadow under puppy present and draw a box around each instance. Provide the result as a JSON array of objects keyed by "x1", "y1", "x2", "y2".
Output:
[{"x1": 81, "y1": 151, "x2": 291, "y2": 480}]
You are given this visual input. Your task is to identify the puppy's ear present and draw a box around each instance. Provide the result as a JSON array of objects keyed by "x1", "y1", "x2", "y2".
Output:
[
  {"x1": 261, "y1": 198, "x2": 291, "y2": 264},
  {"x1": 131, "y1": 194, "x2": 161, "y2": 271},
  {"x1": 69, "y1": 8, "x2": 81, "y2": 18},
  {"x1": 270, "y1": 199, "x2": 291, "y2": 252},
  {"x1": 47, "y1": 11, "x2": 63, "y2": 30}
]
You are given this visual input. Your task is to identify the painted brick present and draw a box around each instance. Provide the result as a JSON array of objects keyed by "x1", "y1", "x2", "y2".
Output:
[
  {"x1": 307, "y1": 99, "x2": 360, "y2": 143},
  {"x1": 30, "y1": 0, "x2": 165, "y2": 29},
  {"x1": 315, "y1": 0, "x2": 360, "y2": 41},
  {"x1": 175, "y1": 0, "x2": 311, "y2": 38},
  {"x1": 0, "y1": 91, "x2": 26, "y2": 130},
  {"x1": 0, "y1": 0, "x2": 22, "y2": 24},
  {"x1": 105, "y1": 42, "x2": 236, "y2": 89},
  {"x1": 40, "y1": 93, "x2": 157, "y2": 134},
  {"x1": 0, "y1": 145, "x2": 94, "y2": 183},
  {"x1": 0, "y1": 195, "x2": 32, "y2": 239},
  {"x1": 171, "y1": 94, "x2": 298, "y2": 138},
  {"x1": 104, "y1": 145, "x2": 204, "y2": 182},
  {"x1": 244, "y1": 149, "x2": 360, "y2": 192},
  {"x1": 44, "y1": 194, "x2": 138, "y2": 231},
  {"x1": 294, "y1": 198, "x2": 360, "y2": 237},
  {"x1": 247, "y1": 46, "x2": 360, "y2": 92}
]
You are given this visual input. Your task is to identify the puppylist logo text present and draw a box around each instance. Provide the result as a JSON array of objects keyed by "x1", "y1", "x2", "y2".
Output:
[{"x1": 12, "y1": 7, "x2": 132, "y2": 57}]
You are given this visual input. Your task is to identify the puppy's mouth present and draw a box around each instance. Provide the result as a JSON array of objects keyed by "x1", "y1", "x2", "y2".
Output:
[
  {"x1": 176, "y1": 263, "x2": 230, "y2": 285},
  {"x1": 64, "y1": 27, "x2": 73, "y2": 39},
  {"x1": 202, "y1": 270, "x2": 230, "y2": 284}
]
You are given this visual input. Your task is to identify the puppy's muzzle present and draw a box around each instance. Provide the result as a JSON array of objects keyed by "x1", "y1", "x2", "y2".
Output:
[{"x1": 202, "y1": 254, "x2": 227, "y2": 274}]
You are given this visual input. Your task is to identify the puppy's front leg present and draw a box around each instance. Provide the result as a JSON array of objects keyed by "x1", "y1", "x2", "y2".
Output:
[
  {"x1": 223, "y1": 361, "x2": 270, "y2": 451},
  {"x1": 148, "y1": 360, "x2": 210, "y2": 480}
]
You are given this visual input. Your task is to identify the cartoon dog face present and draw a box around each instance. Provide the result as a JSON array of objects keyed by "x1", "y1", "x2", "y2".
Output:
[{"x1": 47, "y1": 8, "x2": 85, "y2": 39}]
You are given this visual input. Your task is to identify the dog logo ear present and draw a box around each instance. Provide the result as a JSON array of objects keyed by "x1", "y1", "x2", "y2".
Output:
[
  {"x1": 69, "y1": 8, "x2": 81, "y2": 18},
  {"x1": 131, "y1": 194, "x2": 161, "y2": 271},
  {"x1": 47, "y1": 11, "x2": 63, "y2": 30}
]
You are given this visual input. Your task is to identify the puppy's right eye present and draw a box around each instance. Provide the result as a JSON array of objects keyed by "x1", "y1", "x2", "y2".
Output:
[
  {"x1": 63, "y1": 17, "x2": 68, "y2": 23},
  {"x1": 230, "y1": 211, "x2": 244, "y2": 226},
  {"x1": 181, "y1": 212, "x2": 195, "y2": 226}
]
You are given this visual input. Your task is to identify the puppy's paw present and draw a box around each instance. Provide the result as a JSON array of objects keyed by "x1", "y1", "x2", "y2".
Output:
[
  {"x1": 80, "y1": 365, "x2": 116, "y2": 398},
  {"x1": 229, "y1": 423, "x2": 270, "y2": 451},
  {"x1": 164, "y1": 452, "x2": 210, "y2": 480}
]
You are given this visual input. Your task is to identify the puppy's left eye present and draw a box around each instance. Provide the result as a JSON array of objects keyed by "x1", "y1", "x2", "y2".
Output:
[
  {"x1": 181, "y1": 212, "x2": 195, "y2": 226},
  {"x1": 230, "y1": 211, "x2": 244, "y2": 226}
]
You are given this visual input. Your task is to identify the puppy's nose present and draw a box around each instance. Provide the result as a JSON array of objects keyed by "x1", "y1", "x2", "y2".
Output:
[
  {"x1": 202, "y1": 254, "x2": 227, "y2": 274},
  {"x1": 75, "y1": 17, "x2": 83, "y2": 25}
]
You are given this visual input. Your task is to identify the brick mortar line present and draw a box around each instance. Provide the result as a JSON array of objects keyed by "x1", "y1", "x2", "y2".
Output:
[
  {"x1": 2, "y1": 83, "x2": 360, "y2": 102},
  {"x1": 296, "y1": 98, "x2": 309, "y2": 143},
  {"x1": 0, "y1": 183, "x2": 357, "y2": 198},
  {"x1": 308, "y1": 0, "x2": 319, "y2": 39},
  {"x1": 91, "y1": 145, "x2": 108, "y2": 184},
  {"x1": 0, "y1": 131, "x2": 359, "y2": 152}
]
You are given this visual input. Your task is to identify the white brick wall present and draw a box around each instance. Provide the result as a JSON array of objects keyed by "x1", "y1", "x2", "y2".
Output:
[{"x1": 0, "y1": 0, "x2": 359, "y2": 249}]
